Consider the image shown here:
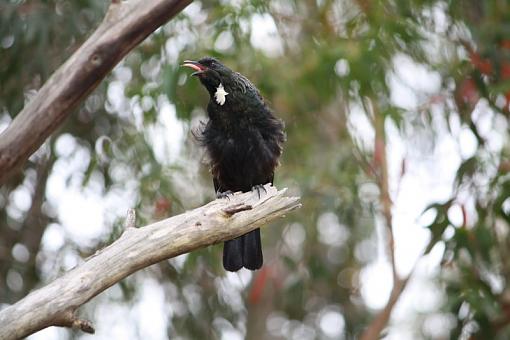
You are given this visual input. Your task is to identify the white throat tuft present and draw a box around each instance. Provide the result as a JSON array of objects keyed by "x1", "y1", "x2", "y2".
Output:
[{"x1": 214, "y1": 83, "x2": 229, "y2": 106}]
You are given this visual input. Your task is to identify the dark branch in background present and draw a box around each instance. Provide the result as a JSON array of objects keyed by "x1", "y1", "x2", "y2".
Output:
[
  {"x1": 373, "y1": 105, "x2": 398, "y2": 284},
  {"x1": 0, "y1": 0, "x2": 193, "y2": 185},
  {"x1": 0, "y1": 185, "x2": 301, "y2": 340},
  {"x1": 0, "y1": 153, "x2": 54, "y2": 303},
  {"x1": 14, "y1": 155, "x2": 53, "y2": 295},
  {"x1": 359, "y1": 100, "x2": 430, "y2": 340}
]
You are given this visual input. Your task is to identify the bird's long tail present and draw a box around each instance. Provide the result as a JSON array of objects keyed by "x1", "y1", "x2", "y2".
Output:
[{"x1": 223, "y1": 228, "x2": 263, "y2": 271}]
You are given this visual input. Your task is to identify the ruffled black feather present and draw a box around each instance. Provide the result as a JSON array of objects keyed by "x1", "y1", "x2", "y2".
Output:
[{"x1": 191, "y1": 57, "x2": 285, "y2": 271}]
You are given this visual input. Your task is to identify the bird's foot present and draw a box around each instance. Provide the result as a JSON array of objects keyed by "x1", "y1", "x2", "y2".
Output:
[
  {"x1": 251, "y1": 184, "x2": 267, "y2": 199},
  {"x1": 216, "y1": 190, "x2": 234, "y2": 200}
]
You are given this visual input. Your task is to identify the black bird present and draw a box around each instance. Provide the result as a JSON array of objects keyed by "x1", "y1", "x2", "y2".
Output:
[{"x1": 182, "y1": 57, "x2": 285, "y2": 271}]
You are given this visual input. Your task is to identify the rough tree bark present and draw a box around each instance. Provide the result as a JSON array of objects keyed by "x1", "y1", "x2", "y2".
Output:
[
  {"x1": 0, "y1": 0, "x2": 192, "y2": 185},
  {"x1": 0, "y1": 185, "x2": 300, "y2": 340}
]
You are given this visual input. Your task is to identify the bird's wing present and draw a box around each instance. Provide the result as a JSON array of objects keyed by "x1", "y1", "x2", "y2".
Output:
[{"x1": 234, "y1": 72, "x2": 264, "y2": 100}]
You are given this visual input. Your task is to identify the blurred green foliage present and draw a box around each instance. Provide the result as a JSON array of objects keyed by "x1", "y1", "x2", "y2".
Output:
[{"x1": 1, "y1": 0, "x2": 510, "y2": 339}]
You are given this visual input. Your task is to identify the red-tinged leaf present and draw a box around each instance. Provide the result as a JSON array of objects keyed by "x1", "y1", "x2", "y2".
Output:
[
  {"x1": 249, "y1": 266, "x2": 270, "y2": 305},
  {"x1": 501, "y1": 63, "x2": 510, "y2": 79},
  {"x1": 154, "y1": 197, "x2": 172, "y2": 217},
  {"x1": 457, "y1": 78, "x2": 479, "y2": 107},
  {"x1": 501, "y1": 40, "x2": 510, "y2": 50},
  {"x1": 469, "y1": 51, "x2": 492, "y2": 75}
]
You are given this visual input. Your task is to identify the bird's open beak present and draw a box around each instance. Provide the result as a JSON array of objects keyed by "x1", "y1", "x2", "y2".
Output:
[{"x1": 181, "y1": 60, "x2": 207, "y2": 76}]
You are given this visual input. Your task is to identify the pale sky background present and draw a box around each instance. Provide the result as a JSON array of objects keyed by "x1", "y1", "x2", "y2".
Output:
[{"x1": 13, "y1": 2, "x2": 507, "y2": 339}]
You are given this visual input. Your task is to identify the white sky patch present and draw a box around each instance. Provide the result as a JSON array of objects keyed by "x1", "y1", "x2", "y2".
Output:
[
  {"x1": 388, "y1": 54, "x2": 441, "y2": 110},
  {"x1": 225, "y1": 269, "x2": 253, "y2": 290},
  {"x1": 0, "y1": 112, "x2": 12, "y2": 134},
  {"x1": 283, "y1": 223, "x2": 306, "y2": 261},
  {"x1": 1, "y1": 34, "x2": 14, "y2": 48},
  {"x1": 66, "y1": 278, "x2": 170, "y2": 340},
  {"x1": 334, "y1": 59, "x2": 350, "y2": 77},
  {"x1": 219, "y1": 0, "x2": 243, "y2": 8},
  {"x1": 393, "y1": 54, "x2": 442, "y2": 94},
  {"x1": 250, "y1": 13, "x2": 284, "y2": 58},
  {"x1": 347, "y1": 103, "x2": 375, "y2": 151},
  {"x1": 45, "y1": 143, "x2": 106, "y2": 245},
  {"x1": 58, "y1": 191, "x2": 105, "y2": 243},
  {"x1": 55, "y1": 133, "x2": 77, "y2": 158},
  {"x1": 391, "y1": 255, "x2": 446, "y2": 329},
  {"x1": 41, "y1": 223, "x2": 65, "y2": 252},
  {"x1": 183, "y1": 1, "x2": 207, "y2": 26},
  {"x1": 45, "y1": 133, "x2": 139, "y2": 250},
  {"x1": 317, "y1": 211, "x2": 350, "y2": 247},
  {"x1": 400, "y1": 267, "x2": 444, "y2": 314},
  {"x1": 27, "y1": 327, "x2": 67, "y2": 340},
  {"x1": 471, "y1": 100, "x2": 493, "y2": 136},
  {"x1": 317, "y1": 306, "x2": 346, "y2": 338},
  {"x1": 422, "y1": 313, "x2": 457, "y2": 339},
  {"x1": 163, "y1": 20, "x2": 196, "y2": 64},
  {"x1": 430, "y1": 3, "x2": 450, "y2": 34},
  {"x1": 112, "y1": 65, "x2": 133, "y2": 84},
  {"x1": 12, "y1": 243, "x2": 30, "y2": 263},
  {"x1": 215, "y1": 272, "x2": 252, "y2": 314},
  {"x1": 146, "y1": 96, "x2": 185, "y2": 165},
  {"x1": 360, "y1": 259, "x2": 393, "y2": 309},
  {"x1": 46, "y1": 142, "x2": 91, "y2": 206},
  {"x1": 133, "y1": 278, "x2": 170, "y2": 340},
  {"x1": 106, "y1": 80, "x2": 128, "y2": 115},
  {"x1": 458, "y1": 128, "x2": 478, "y2": 159},
  {"x1": 384, "y1": 119, "x2": 459, "y2": 276},
  {"x1": 388, "y1": 73, "x2": 418, "y2": 109},
  {"x1": 82, "y1": 303, "x2": 137, "y2": 340},
  {"x1": 215, "y1": 31, "x2": 234, "y2": 52},
  {"x1": 221, "y1": 329, "x2": 244, "y2": 340},
  {"x1": 9, "y1": 185, "x2": 32, "y2": 212},
  {"x1": 266, "y1": 312, "x2": 289, "y2": 338},
  {"x1": 166, "y1": 35, "x2": 194, "y2": 64}
]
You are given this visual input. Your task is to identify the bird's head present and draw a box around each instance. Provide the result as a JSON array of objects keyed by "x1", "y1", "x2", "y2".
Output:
[{"x1": 182, "y1": 57, "x2": 234, "y2": 106}]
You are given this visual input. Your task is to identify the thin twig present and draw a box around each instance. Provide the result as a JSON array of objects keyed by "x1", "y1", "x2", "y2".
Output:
[
  {"x1": 372, "y1": 100, "x2": 398, "y2": 284},
  {"x1": 123, "y1": 208, "x2": 136, "y2": 229},
  {"x1": 359, "y1": 99, "x2": 418, "y2": 340}
]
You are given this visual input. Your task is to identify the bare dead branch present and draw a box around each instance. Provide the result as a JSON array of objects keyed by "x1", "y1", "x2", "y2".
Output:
[
  {"x1": 54, "y1": 310, "x2": 95, "y2": 334},
  {"x1": 0, "y1": 185, "x2": 300, "y2": 339},
  {"x1": 0, "y1": 154, "x2": 54, "y2": 303},
  {"x1": 0, "y1": 0, "x2": 192, "y2": 185},
  {"x1": 123, "y1": 208, "x2": 136, "y2": 229}
]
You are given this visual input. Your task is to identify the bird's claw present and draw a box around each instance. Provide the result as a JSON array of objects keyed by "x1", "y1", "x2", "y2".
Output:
[
  {"x1": 217, "y1": 190, "x2": 234, "y2": 200},
  {"x1": 252, "y1": 184, "x2": 267, "y2": 199}
]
